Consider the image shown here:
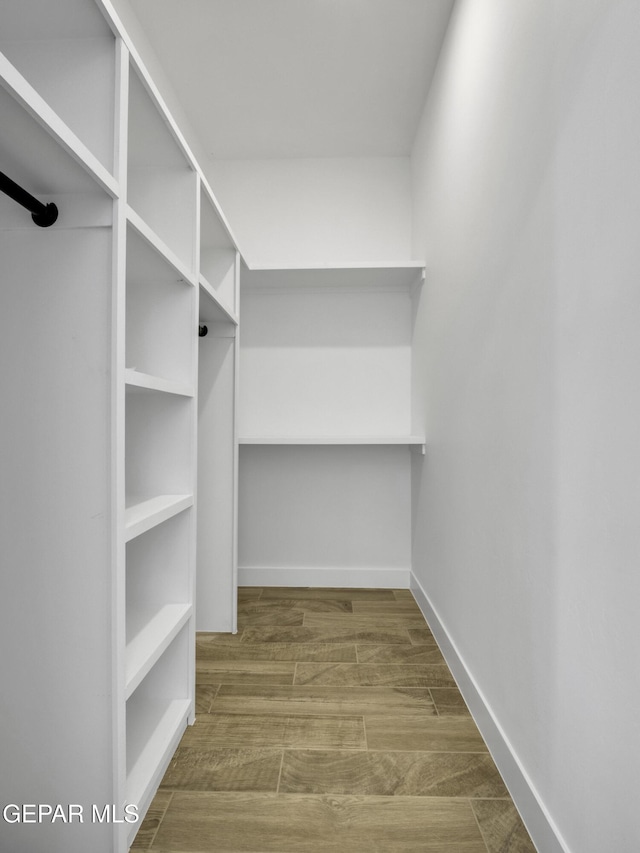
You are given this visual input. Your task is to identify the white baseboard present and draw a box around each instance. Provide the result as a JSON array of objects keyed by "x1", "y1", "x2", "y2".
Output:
[
  {"x1": 410, "y1": 571, "x2": 569, "y2": 853},
  {"x1": 238, "y1": 566, "x2": 410, "y2": 589}
]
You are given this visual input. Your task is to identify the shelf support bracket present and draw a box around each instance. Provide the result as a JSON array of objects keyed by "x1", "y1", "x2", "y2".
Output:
[{"x1": 0, "y1": 171, "x2": 58, "y2": 227}]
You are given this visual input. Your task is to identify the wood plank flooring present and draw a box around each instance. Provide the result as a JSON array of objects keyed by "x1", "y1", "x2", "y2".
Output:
[{"x1": 131, "y1": 588, "x2": 537, "y2": 853}]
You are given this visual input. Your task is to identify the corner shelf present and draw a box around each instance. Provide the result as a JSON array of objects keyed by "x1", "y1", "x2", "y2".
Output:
[{"x1": 125, "y1": 494, "x2": 193, "y2": 542}]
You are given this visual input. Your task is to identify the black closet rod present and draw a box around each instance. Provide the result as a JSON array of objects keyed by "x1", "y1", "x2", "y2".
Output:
[{"x1": 0, "y1": 171, "x2": 58, "y2": 227}]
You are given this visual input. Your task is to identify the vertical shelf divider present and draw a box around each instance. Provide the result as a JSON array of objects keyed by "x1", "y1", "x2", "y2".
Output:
[{"x1": 112, "y1": 35, "x2": 130, "y2": 835}]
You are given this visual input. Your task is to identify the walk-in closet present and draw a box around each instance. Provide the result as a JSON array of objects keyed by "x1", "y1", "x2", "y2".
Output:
[{"x1": 3, "y1": 1, "x2": 639, "y2": 852}]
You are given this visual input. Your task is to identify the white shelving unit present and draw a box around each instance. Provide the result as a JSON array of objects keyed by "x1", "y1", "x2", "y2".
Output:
[
  {"x1": 0, "y1": 2, "x2": 241, "y2": 851},
  {"x1": 0, "y1": 3, "x2": 120, "y2": 852},
  {"x1": 121, "y1": 51, "x2": 198, "y2": 849},
  {"x1": 238, "y1": 263, "x2": 425, "y2": 589},
  {"x1": 196, "y1": 182, "x2": 240, "y2": 632}
]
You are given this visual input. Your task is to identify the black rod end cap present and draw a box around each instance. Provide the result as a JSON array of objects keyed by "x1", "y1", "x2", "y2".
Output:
[{"x1": 32, "y1": 202, "x2": 58, "y2": 228}]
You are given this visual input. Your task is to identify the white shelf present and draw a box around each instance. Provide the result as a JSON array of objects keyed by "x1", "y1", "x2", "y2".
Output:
[
  {"x1": 125, "y1": 696, "x2": 190, "y2": 807},
  {"x1": 200, "y1": 179, "x2": 237, "y2": 251},
  {"x1": 242, "y1": 262, "x2": 425, "y2": 292},
  {"x1": 239, "y1": 434, "x2": 426, "y2": 446},
  {"x1": 126, "y1": 205, "x2": 196, "y2": 287},
  {"x1": 127, "y1": 64, "x2": 196, "y2": 271},
  {"x1": 125, "y1": 494, "x2": 193, "y2": 542},
  {"x1": 2, "y1": 5, "x2": 206, "y2": 851},
  {"x1": 0, "y1": 1, "x2": 116, "y2": 172},
  {"x1": 126, "y1": 223, "x2": 196, "y2": 388},
  {"x1": 126, "y1": 604, "x2": 192, "y2": 698},
  {"x1": 246, "y1": 260, "x2": 425, "y2": 271},
  {"x1": 125, "y1": 369, "x2": 193, "y2": 398},
  {"x1": 199, "y1": 274, "x2": 238, "y2": 325},
  {"x1": 0, "y1": 52, "x2": 118, "y2": 199}
]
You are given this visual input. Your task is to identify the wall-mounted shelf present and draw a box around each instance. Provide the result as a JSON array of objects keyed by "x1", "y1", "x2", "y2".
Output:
[
  {"x1": 242, "y1": 261, "x2": 425, "y2": 293},
  {"x1": 239, "y1": 434, "x2": 426, "y2": 450}
]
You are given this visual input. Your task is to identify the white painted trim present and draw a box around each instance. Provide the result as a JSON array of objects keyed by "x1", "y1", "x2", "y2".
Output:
[
  {"x1": 239, "y1": 566, "x2": 410, "y2": 589},
  {"x1": 410, "y1": 572, "x2": 570, "y2": 853}
]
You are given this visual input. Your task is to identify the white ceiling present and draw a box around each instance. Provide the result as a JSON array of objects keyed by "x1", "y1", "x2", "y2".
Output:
[{"x1": 129, "y1": 0, "x2": 455, "y2": 160}]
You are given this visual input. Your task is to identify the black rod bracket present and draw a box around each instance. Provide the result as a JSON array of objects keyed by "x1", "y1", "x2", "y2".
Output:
[{"x1": 0, "y1": 171, "x2": 58, "y2": 227}]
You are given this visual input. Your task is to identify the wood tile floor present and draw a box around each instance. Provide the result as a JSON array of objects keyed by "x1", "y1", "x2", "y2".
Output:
[{"x1": 131, "y1": 588, "x2": 537, "y2": 853}]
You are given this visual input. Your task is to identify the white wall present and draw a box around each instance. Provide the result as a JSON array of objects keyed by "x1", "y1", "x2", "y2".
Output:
[
  {"x1": 239, "y1": 285, "x2": 412, "y2": 437},
  {"x1": 207, "y1": 157, "x2": 413, "y2": 267},
  {"x1": 410, "y1": 1, "x2": 640, "y2": 851},
  {"x1": 239, "y1": 445, "x2": 411, "y2": 588}
]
